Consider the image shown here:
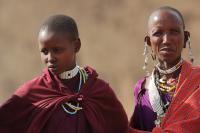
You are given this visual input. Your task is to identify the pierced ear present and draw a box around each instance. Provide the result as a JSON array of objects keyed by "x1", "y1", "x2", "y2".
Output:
[
  {"x1": 184, "y1": 31, "x2": 190, "y2": 48},
  {"x1": 144, "y1": 36, "x2": 151, "y2": 46},
  {"x1": 74, "y1": 38, "x2": 81, "y2": 53}
]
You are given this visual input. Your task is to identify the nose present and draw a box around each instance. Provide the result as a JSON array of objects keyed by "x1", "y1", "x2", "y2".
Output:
[
  {"x1": 162, "y1": 33, "x2": 171, "y2": 44},
  {"x1": 47, "y1": 52, "x2": 56, "y2": 63}
]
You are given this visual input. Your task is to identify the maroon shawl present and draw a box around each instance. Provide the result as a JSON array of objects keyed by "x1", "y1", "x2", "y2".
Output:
[{"x1": 0, "y1": 67, "x2": 128, "y2": 133}]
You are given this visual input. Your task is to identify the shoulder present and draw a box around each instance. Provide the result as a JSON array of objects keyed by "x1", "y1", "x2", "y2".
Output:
[
  {"x1": 190, "y1": 66, "x2": 200, "y2": 88},
  {"x1": 83, "y1": 65, "x2": 110, "y2": 89},
  {"x1": 14, "y1": 74, "x2": 45, "y2": 98},
  {"x1": 182, "y1": 60, "x2": 200, "y2": 78},
  {"x1": 192, "y1": 66, "x2": 200, "y2": 76},
  {"x1": 82, "y1": 66, "x2": 116, "y2": 97},
  {"x1": 190, "y1": 66, "x2": 200, "y2": 87},
  {"x1": 92, "y1": 77, "x2": 114, "y2": 94},
  {"x1": 95, "y1": 77, "x2": 109, "y2": 87},
  {"x1": 133, "y1": 77, "x2": 146, "y2": 96}
]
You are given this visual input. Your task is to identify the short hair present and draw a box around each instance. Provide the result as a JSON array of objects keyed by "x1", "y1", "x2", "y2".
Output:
[
  {"x1": 149, "y1": 6, "x2": 185, "y2": 29},
  {"x1": 39, "y1": 15, "x2": 79, "y2": 40}
]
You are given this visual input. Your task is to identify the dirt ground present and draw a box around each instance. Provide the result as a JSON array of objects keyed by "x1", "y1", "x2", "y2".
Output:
[{"x1": 0, "y1": 0, "x2": 200, "y2": 118}]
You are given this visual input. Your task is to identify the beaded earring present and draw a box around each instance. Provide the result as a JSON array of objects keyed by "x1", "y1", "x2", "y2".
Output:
[
  {"x1": 151, "y1": 50, "x2": 157, "y2": 67},
  {"x1": 186, "y1": 36, "x2": 194, "y2": 65},
  {"x1": 143, "y1": 40, "x2": 150, "y2": 75}
]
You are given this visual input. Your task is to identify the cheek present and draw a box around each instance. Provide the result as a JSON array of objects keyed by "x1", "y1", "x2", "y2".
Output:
[
  {"x1": 59, "y1": 51, "x2": 75, "y2": 63},
  {"x1": 177, "y1": 45, "x2": 184, "y2": 55},
  {"x1": 150, "y1": 39, "x2": 160, "y2": 53},
  {"x1": 175, "y1": 37, "x2": 184, "y2": 51},
  {"x1": 40, "y1": 54, "x2": 47, "y2": 64}
]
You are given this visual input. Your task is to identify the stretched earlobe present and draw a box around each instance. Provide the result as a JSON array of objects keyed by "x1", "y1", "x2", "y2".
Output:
[
  {"x1": 144, "y1": 36, "x2": 151, "y2": 46},
  {"x1": 143, "y1": 36, "x2": 150, "y2": 75},
  {"x1": 184, "y1": 31, "x2": 194, "y2": 64},
  {"x1": 184, "y1": 31, "x2": 190, "y2": 48}
]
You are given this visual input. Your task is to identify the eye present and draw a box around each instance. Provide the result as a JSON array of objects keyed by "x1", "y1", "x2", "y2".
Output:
[
  {"x1": 53, "y1": 47, "x2": 64, "y2": 54},
  {"x1": 170, "y1": 29, "x2": 180, "y2": 35},
  {"x1": 40, "y1": 48, "x2": 48, "y2": 55},
  {"x1": 152, "y1": 31, "x2": 163, "y2": 37}
]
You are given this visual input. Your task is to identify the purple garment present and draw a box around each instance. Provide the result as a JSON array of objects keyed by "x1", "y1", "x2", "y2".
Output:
[{"x1": 130, "y1": 78, "x2": 172, "y2": 132}]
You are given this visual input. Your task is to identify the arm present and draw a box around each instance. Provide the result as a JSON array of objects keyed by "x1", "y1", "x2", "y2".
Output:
[
  {"x1": 130, "y1": 78, "x2": 145, "y2": 128},
  {"x1": 0, "y1": 95, "x2": 35, "y2": 132}
]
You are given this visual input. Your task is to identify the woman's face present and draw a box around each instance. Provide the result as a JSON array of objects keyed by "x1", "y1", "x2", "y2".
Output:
[
  {"x1": 148, "y1": 10, "x2": 185, "y2": 67},
  {"x1": 38, "y1": 30, "x2": 80, "y2": 75}
]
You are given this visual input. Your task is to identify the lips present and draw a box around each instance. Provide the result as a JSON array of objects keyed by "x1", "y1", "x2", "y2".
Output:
[
  {"x1": 48, "y1": 65, "x2": 58, "y2": 72},
  {"x1": 160, "y1": 47, "x2": 175, "y2": 53}
]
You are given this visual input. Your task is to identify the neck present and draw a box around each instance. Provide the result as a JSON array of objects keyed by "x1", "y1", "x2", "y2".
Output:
[
  {"x1": 156, "y1": 58, "x2": 182, "y2": 75},
  {"x1": 66, "y1": 61, "x2": 77, "y2": 71},
  {"x1": 158, "y1": 57, "x2": 181, "y2": 70}
]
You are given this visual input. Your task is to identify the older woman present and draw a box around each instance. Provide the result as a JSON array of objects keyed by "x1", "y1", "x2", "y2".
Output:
[{"x1": 129, "y1": 6, "x2": 200, "y2": 133}]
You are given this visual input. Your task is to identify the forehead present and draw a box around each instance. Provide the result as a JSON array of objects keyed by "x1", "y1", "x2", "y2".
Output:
[
  {"x1": 38, "y1": 29, "x2": 70, "y2": 43},
  {"x1": 148, "y1": 9, "x2": 184, "y2": 31},
  {"x1": 38, "y1": 29, "x2": 73, "y2": 49}
]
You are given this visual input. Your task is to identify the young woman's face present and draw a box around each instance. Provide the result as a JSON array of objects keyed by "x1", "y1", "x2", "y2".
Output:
[
  {"x1": 38, "y1": 30, "x2": 79, "y2": 75},
  {"x1": 148, "y1": 10, "x2": 185, "y2": 66}
]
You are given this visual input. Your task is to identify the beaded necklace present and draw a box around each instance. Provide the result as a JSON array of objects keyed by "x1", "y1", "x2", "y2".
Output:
[
  {"x1": 154, "y1": 71, "x2": 171, "y2": 111},
  {"x1": 153, "y1": 63, "x2": 181, "y2": 127},
  {"x1": 155, "y1": 74, "x2": 179, "y2": 95},
  {"x1": 156, "y1": 59, "x2": 183, "y2": 75},
  {"x1": 61, "y1": 67, "x2": 88, "y2": 115},
  {"x1": 59, "y1": 65, "x2": 79, "y2": 79}
]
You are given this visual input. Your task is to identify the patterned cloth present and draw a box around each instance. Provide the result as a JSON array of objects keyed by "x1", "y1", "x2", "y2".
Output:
[{"x1": 130, "y1": 60, "x2": 200, "y2": 133}]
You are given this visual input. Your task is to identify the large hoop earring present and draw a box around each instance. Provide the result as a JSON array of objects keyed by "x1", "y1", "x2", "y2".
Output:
[
  {"x1": 186, "y1": 36, "x2": 194, "y2": 65},
  {"x1": 143, "y1": 41, "x2": 150, "y2": 75}
]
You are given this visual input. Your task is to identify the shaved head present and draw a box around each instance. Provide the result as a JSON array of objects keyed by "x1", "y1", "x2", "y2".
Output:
[
  {"x1": 145, "y1": 6, "x2": 188, "y2": 67},
  {"x1": 148, "y1": 6, "x2": 185, "y2": 31},
  {"x1": 39, "y1": 15, "x2": 79, "y2": 41}
]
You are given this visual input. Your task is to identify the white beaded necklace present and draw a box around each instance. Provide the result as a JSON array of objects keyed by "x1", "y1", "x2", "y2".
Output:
[
  {"x1": 156, "y1": 59, "x2": 183, "y2": 75},
  {"x1": 61, "y1": 67, "x2": 82, "y2": 115},
  {"x1": 59, "y1": 65, "x2": 79, "y2": 79},
  {"x1": 61, "y1": 66, "x2": 87, "y2": 115}
]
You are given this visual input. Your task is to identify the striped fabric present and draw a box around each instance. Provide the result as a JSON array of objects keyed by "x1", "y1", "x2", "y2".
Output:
[
  {"x1": 156, "y1": 60, "x2": 200, "y2": 132},
  {"x1": 130, "y1": 60, "x2": 200, "y2": 133}
]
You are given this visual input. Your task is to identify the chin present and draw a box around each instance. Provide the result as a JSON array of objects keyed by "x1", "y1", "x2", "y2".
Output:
[
  {"x1": 160, "y1": 57, "x2": 181, "y2": 65},
  {"x1": 159, "y1": 56, "x2": 175, "y2": 63},
  {"x1": 48, "y1": 69, "x2": 60, "y2": 75}
]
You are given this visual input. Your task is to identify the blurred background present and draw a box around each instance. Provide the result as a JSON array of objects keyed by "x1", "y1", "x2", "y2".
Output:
[{"x1": 0, "y1": 0, "x2": 200, "y2": 118}]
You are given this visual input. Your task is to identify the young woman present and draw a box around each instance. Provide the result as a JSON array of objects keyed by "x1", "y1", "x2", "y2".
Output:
[{"x1": 0, "y1": 15, "x2": 128, "y2": 133}]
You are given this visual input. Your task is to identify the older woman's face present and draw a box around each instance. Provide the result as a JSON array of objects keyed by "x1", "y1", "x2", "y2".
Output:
[{"x1": 148, "y1": 10, "x2": 185, "y2": 65}]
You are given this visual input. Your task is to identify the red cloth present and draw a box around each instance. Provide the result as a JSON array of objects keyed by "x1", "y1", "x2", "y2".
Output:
[
  {"x1": 0, "y1": 67, "x2": 128, "y2": 133},
  {"x1": 129, "y1": 61, "x2": 200, "y2": 133}
]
